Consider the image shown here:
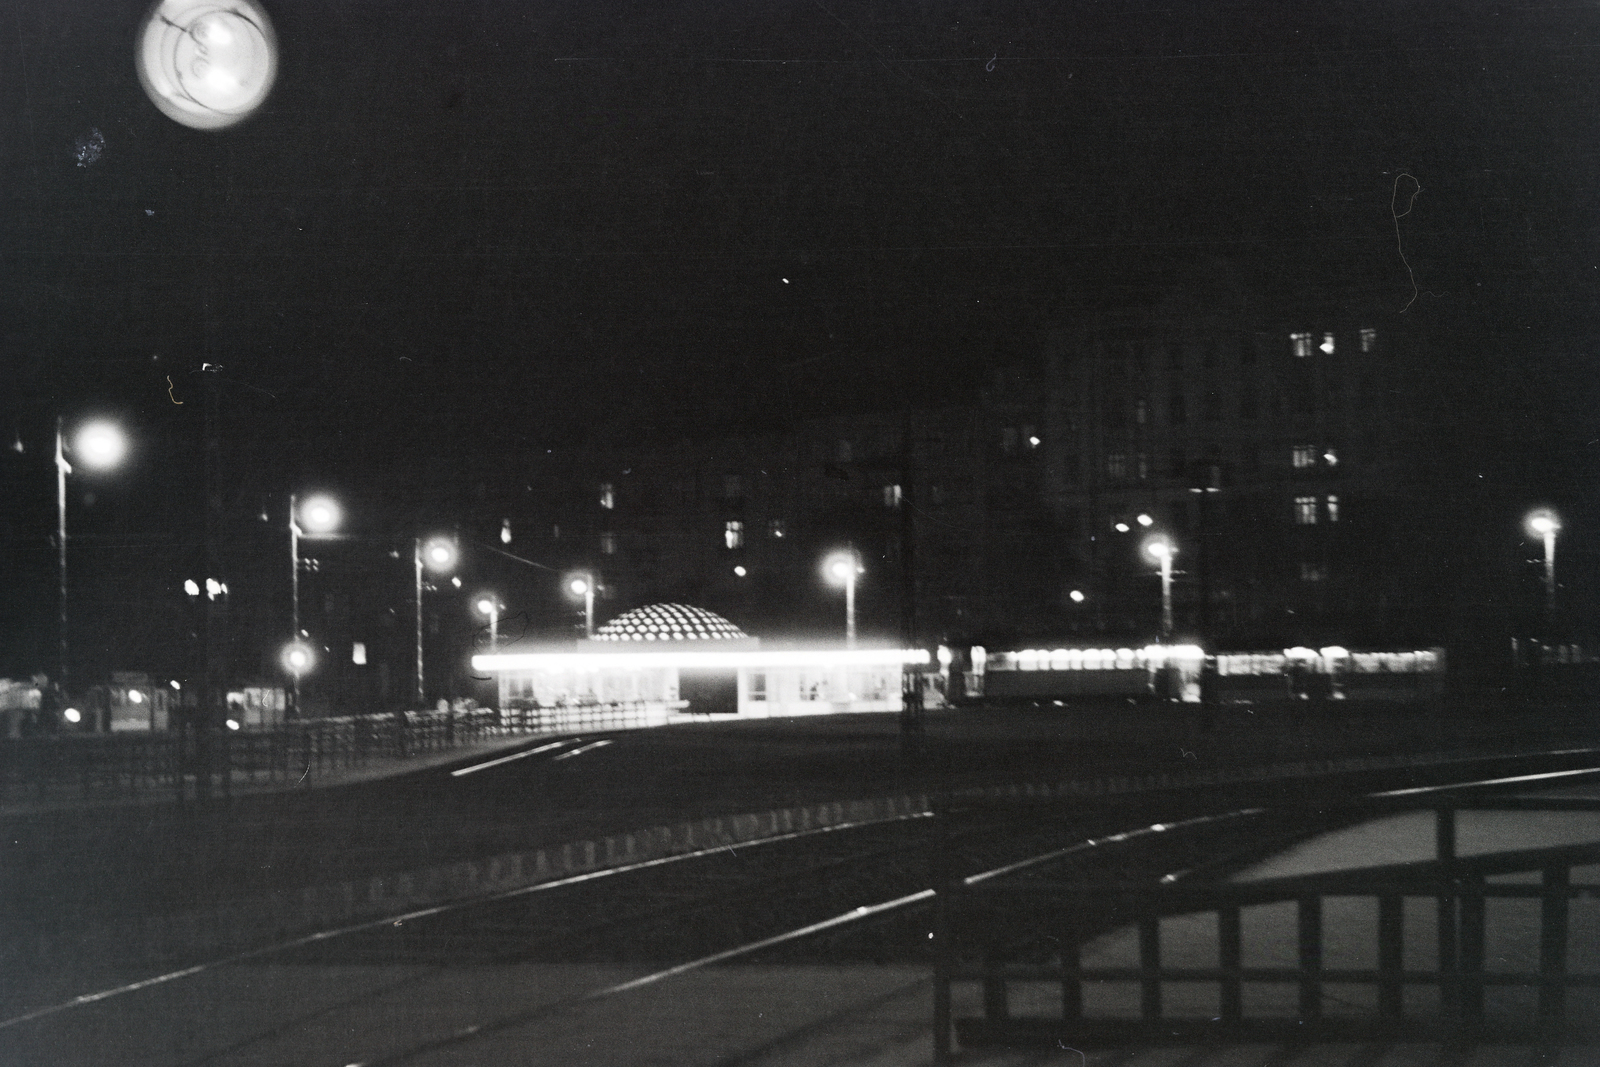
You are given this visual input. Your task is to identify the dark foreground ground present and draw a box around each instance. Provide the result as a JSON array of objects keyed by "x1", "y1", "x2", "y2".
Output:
[{"x1": 3, "y1": 696, "x2": 1594, "y2": 938}]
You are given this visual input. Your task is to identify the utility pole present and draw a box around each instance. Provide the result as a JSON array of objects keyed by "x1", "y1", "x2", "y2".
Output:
[
  {"x1": 55, "y1": 418, "x2": 69, "y2": 697},
  {"x1": 196, "y1": 365, "x2": 223, "y2": 801},
  {"x1": 1195, "y1": 465, "x2": 1220, "y2": 724},
  {"x1": 899, "y1": 405, "x2": 924, "y2": 752}
]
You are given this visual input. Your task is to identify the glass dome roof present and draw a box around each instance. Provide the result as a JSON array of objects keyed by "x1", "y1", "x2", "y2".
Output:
[{"x1": 591, "y1": 603, "x2": 748, "y2": 642}]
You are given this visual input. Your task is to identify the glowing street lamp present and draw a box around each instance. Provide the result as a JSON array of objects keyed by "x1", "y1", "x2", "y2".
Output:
[
  {"x1": 474, "y1": 594, "x2": 502, "y2": 652},
  {"x1": 288, "y1": 492, "x2": 341, "y2": 717},
  {"x1": 1526, "y1": 509, "x2": 1562, "y2": 615},
  {"x1": 55, "y1": 417, "x2": 128, "y2": 695},
  {"x1": 823, "y1": 551, "x2": 862, "y2": 648},
  {"x1": 289, "y1": 495, "x2": 342, "y2": 723},
  {"x1": 280, "y1": 640, "x2": 315, "y2": 682},
  {"x1": 299, "y1": 495, "x2": 340, "y2": 534},
  {"x1": 415, "y1": 536, "x2": 459, "y2": 705},
  {"x1": 566, "y1": 573, "x2": 596, "y2": 637},
  {"x1": 1145, "y1": 536, "x2": 1177, "y2": 640}
]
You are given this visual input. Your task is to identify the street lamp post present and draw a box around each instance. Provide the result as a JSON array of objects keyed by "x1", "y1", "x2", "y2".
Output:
[
  {"x1": 54, "y1": 418, "x2": 127, "y2": 698},
  {"x1": 567, "y1": 574, "x2": 595, "y2": 637},
  {"x1": 1145, "y1": 536, "x2": 1176, "y2": 640},
  {"x1": 415, "y1": 536, "x2": 458, "y2": 706},
  {"x1": 1527, "y1": 510, "x2": 1561, "y2": 616},
  {"x1": 475, "y1": 595, "x2": 501, "y2": 651},
  {"x1": 288, "y1": 494, "x2": 340, "y2": 718},
  {"x1": 824, "y1": 551, "x2": 861, "y2": 648}
]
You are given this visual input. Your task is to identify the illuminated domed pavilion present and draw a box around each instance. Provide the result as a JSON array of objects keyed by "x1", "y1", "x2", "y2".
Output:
[{"x1": 474, "y1": 602, "x2": 926, "y2": 724}]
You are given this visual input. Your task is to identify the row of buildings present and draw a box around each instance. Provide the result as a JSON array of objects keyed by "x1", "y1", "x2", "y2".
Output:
[
  {"x1": 121, "y1": 270, "x2": 1573, "y2": 718},
  {"x1": 458, "y1": 300, "x2": 1557, "y2": 687},
  {"x1": 14, "y1": 278, "x2": 1580, "y2": 721}
]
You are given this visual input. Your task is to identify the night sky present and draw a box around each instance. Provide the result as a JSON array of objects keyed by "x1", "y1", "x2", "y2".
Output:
[{"x1": 3, "y1": 0, "x2": 1597, "y2": 675}]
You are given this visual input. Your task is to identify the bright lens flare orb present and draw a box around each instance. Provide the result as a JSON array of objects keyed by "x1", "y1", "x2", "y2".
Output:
[
  {"x1": 281, "y1": 641, "x2": 314, "y2": 676},
  {"x1": 1527, "y1": 511, "x2": 1561, "y2": 537},
  {"x1": 298, "y1": 495, "x2": 341, "y2": 534},
  {"x1": 137, "y1": 0, "x2": 279, "y2": 131},
  {"x1": 824, "y1": 554, "x2": 858, "y2": 585},
  {"x1": 75, "y1": 421, "x2": 127, "y2": 470},
  {"x1": 422, "y1": 538, "x2": 457, "y2": 572}
]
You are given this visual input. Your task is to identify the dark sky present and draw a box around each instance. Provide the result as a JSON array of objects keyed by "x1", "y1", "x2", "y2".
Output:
[
  {"x1": 6, "y1": 0, "x2": 1598, "y2": 438},
  {"x1": 2, "y1": 0, "x2": 1598, "y2": 672}
]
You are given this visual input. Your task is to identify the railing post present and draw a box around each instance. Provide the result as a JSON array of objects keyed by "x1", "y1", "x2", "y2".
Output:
[
  {"x1": 931, "y1": 798, "x2": 953, "y2": 1066},
  {"x1": 1298, "y1": 895, "x2": 1323, "y2": 1020},
  {"x1": 1436, "y1": 806, "x2": 1458, "y2": 1016},
  {"x1": 1139, "y1": 915, "x2": 1161, "y2": 1021},
  {"x1": 1459, "y1": 872, "x2": 1485, "y2": 1022},
  {"x1": 1060, "y1": 921, "x2": 1082, "y2": 1022},
  {"x1": 1539, "y1": 864, "x2": 1569, "y2": 1028},
  {"x1": 1219, "y1": 903, "x2": 1242, "y2": 1025},
  {"x1": 219, "y1": 726, "x2": 231, "y2": 799},
  {"x1": 1377, "y1": 893, "x2": 1404, "y2": 1020},
  {"x1": 982, "y1": 941, "x2": 1009, "y2": 1021}
]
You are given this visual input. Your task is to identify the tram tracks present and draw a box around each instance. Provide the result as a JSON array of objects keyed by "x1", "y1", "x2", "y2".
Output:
[{"x1": 6, "y1": 747, "x2": 1599, "y2": 1067}]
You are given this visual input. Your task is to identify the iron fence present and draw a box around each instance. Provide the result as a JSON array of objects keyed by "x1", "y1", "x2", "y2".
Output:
[
  {"x1": 0, "y1": 708, "x2": 529, "y2": 806},
  {"x1": 934, "y1": 793, "x2": 1600, "y2": 1058}
]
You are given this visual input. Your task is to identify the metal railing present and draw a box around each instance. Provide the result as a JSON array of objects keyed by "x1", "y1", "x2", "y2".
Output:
[
  {"x1": 0, "y1": 708, "x2": 520, "y2": 806},
  {"x1": 0, "y1": 702, "x2": 692, "y2": 806},
  {"x1": 934, "y1": 795, "x2": 1600, "y2": 1057},
  {"x1": 499, "y1": 700, "x2": 686, "y2": 734}
]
